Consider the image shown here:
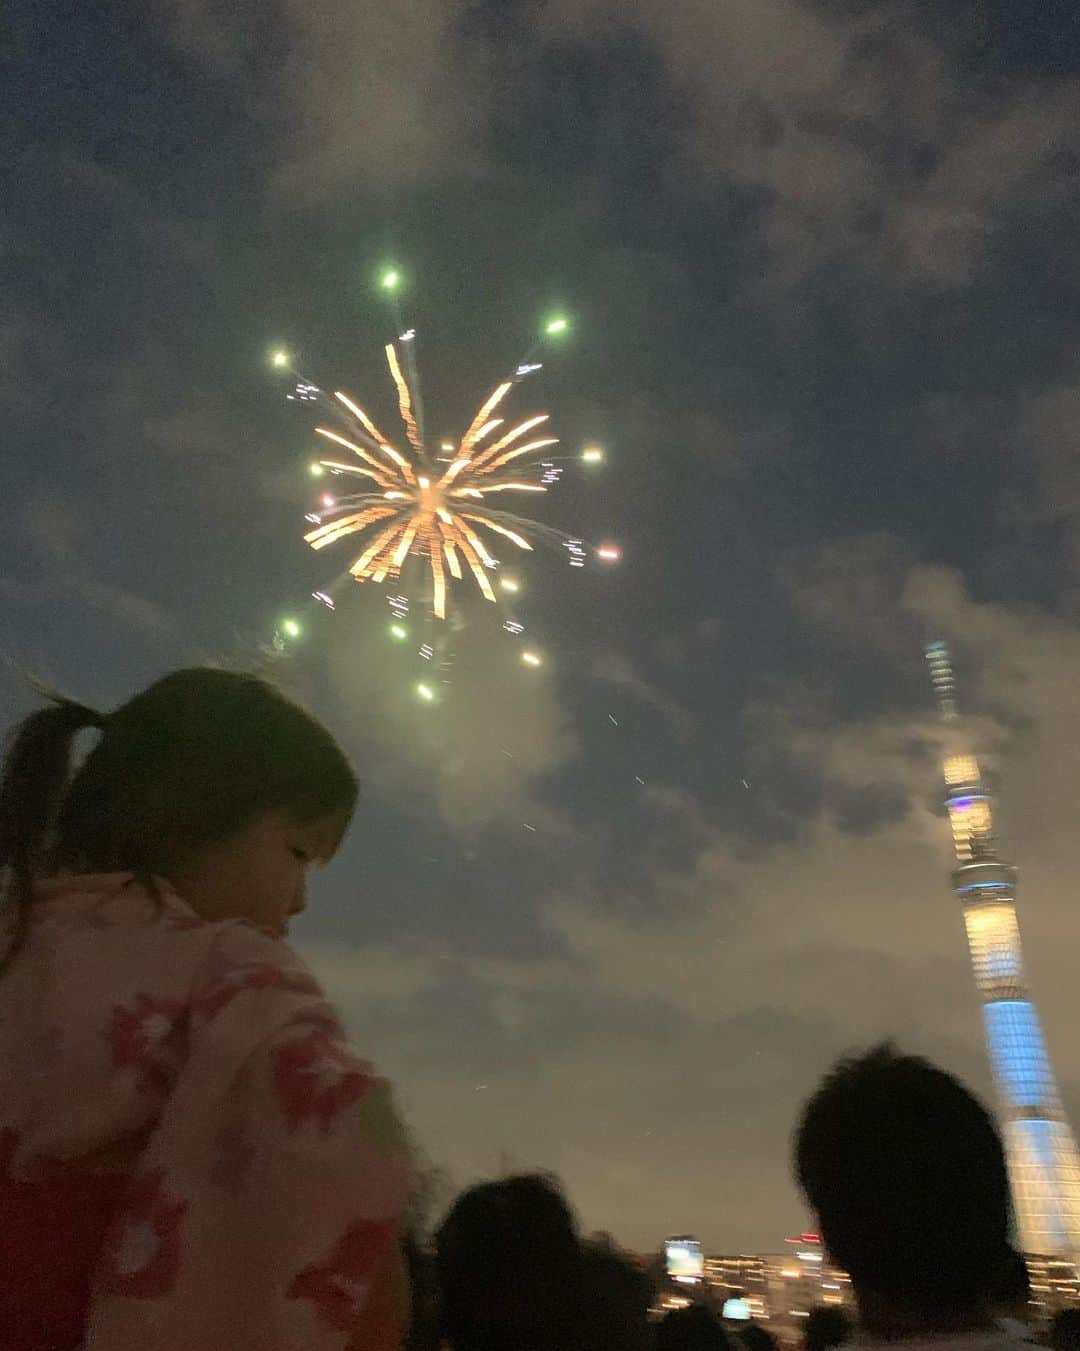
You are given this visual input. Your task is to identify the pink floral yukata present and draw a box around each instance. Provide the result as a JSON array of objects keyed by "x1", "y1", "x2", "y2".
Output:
[{"x1": 0, "y1": 873, "x2": 413, "y2": 1351}]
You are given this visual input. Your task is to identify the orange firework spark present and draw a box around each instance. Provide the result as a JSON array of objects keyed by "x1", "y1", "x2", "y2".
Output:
[{"x1": 303, "y1": 343, "x2": 560, "y2": 619}]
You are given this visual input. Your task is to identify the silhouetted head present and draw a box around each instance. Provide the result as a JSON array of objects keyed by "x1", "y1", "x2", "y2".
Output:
[
  {"x1": 403, "y1": 1235, "x2": 442, "y2": 1351},
  {"x1": 656, "y1": 1305, "x2": 729, "y2": 1351},
  {"x1": 738, "y1": 1322, "x2": 778, "y2": 1351},
  {"x1": 580, "y1": 1235, "x2": 652, "y2": 1351},
  {"x1": 988, "y1": 1247, "x2": 1031, "y2": 1322},
  {"x1": 803, "y1": 1304, "x2": 853, "y2": 1351},
  {"x1": 795, "y1": 1044, "x2": 1009, "y2": 1319},
  {"x1": 435, "y1": 1173, "x2": 583, "y2": 1351},
  {"x1": 0, "y1": 668, "x2": 358, "y2": 956},
  {"x1": 1051, "y1": 1308, "x2": 1080, "y2": 1351}
]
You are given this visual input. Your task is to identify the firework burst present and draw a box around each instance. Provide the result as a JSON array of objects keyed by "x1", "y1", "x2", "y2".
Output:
[{"x1": 300, "y1": 341, "x2": 566, "y2": 621}]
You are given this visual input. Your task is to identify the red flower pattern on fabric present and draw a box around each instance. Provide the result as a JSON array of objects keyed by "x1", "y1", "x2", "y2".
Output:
[
  {"x1": 1, "y1": 879, "x2": 411, "y2": 1345},
  {"x1": 98, "y1": 1170, "x2": 187, "y2": 1299},
  {"x1": 287, "y1": 1218, "x2": 393, "y2": 1333},
  {"x1": 193, "y1": 962, "x2": 323, "y2": 1021},
  {"x1": 271, "y1": 1028, "x2": 372, "y2": 1134},
  {"x1": 107, "y1": 993, "x2": 185, "y2": 1092}
]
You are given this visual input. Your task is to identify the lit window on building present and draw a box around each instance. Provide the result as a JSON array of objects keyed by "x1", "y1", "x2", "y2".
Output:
[
  {"x1": 944, "y1": 755, "x2": 980, "y2": 787},
  {"x1": 964, "y1": 904, "x2": 1023, "y2": 988},
  {"x1": 948, "y1": 796, "x2": 993, "y2": 859}
]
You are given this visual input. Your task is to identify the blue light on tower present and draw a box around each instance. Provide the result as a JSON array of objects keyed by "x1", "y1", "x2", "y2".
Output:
[{"x1": 983, "y1": 1001, "x2": 1055, "y2": 1108}]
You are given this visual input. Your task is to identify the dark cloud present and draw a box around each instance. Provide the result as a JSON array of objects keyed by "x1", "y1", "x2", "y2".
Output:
[
  {"x1": 826, "y1": 778, "x2": 910, "y2": 835},
  {"x1": 143, "y1": 0, "x2": 485, "y2": 197}
]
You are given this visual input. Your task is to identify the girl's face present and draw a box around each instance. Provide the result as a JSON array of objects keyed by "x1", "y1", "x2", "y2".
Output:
[{"x1": 167, "y1": 808, "x2": 345, "y2": 938}]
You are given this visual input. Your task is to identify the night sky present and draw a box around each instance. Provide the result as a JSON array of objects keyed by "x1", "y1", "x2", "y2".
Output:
[{"x1": 6, "y1": 1, "x2": 1080, "y2": 1252}]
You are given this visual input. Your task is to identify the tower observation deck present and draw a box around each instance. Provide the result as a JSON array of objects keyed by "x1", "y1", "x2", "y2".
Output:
[{"x1": 926, "y1": 642, "x2": 1080, "y2": 1266}]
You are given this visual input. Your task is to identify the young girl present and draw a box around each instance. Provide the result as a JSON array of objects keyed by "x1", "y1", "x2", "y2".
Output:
[{"x1": 0, "y1": 668, "x2": 412, "y2": 1350}]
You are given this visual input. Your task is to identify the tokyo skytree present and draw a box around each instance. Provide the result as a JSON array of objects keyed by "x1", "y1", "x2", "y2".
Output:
[{"x1": 927, "y1": 642, "x2": 1080, "y2": 1265}]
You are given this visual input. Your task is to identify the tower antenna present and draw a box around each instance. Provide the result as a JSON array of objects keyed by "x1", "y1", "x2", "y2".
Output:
[{"x1": 925, "y1": 639, "x2": 958, "y2": 720}]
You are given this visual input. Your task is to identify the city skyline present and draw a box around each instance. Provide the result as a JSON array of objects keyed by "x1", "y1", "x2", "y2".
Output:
[{"x1": 657, "y1": 1232, "x2": 1079, "y2": 1325}]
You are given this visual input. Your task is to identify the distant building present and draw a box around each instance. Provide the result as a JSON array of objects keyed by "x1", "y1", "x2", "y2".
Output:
[
  {"x1": 926, "y1": 643, "x2": 1080, "y2": 1268},
  {"x1": 651, "y1": 1236, "x2": 707, "y2": 1318},
  {"x1": 664, "y1": 1235, "x2": 705, "y2": 1285},
  {"x1": 704, "y1": 1253, "x2": 769, "y2": 1321},
  {"x1": 762, "y1": 1234, "x2": 853, "y2": 1337},
  {"x1": 1026, "y1": 1253, "x2": 1080, "y2": 1320},
  {"x1": 697, "y1": 1234, "x2": 852, "y2": 1341}
]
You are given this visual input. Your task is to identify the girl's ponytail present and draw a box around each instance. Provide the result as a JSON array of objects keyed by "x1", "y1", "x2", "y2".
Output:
[{"x1": 0, "y1": 696, "x2": 106, "y2": 968}]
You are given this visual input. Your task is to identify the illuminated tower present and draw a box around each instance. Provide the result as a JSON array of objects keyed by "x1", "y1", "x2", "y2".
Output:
[{"x1": 927, "y1": 642, "x2": 1080, "y2": 1265}]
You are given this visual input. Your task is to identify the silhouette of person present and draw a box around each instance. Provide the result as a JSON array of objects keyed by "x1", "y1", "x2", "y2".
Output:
[
  {"x1": 436, "y1": 1173, "x2": 584, "y2": 1351},
  {"x1": 795, "y1": 1043, "x2": 1020, "y2": 1351},
  {"x1": 804, "y1": 1304, "x2": 853, "y2": 1351}
]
